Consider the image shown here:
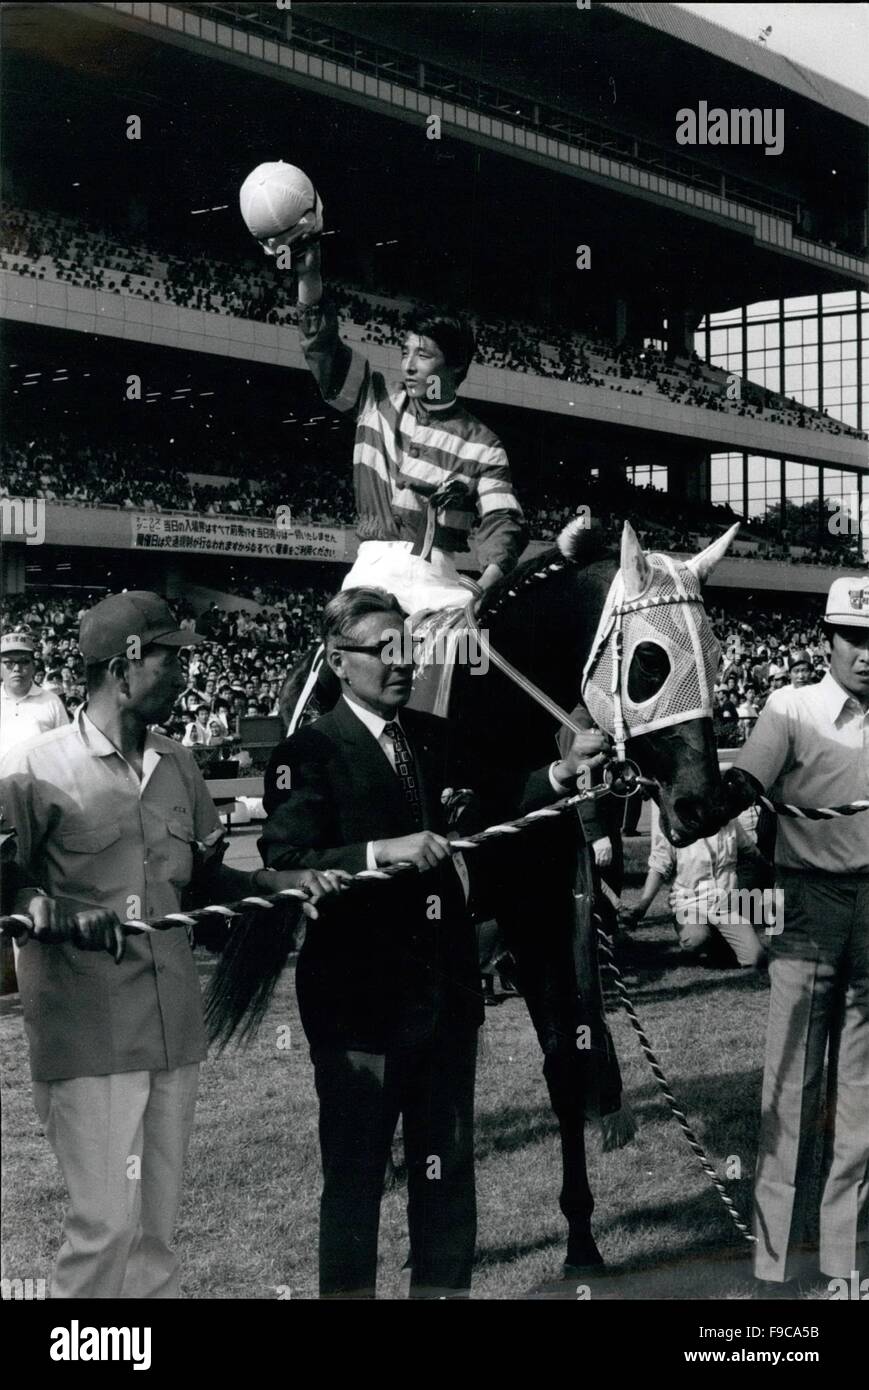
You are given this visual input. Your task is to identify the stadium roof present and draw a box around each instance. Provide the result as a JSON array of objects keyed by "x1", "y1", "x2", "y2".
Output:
[{"x1": 606, "y1": 3, "x2": 869, "y2": 128}]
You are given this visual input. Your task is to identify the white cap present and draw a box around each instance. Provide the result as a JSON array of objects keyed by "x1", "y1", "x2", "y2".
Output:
[
  {"x1": 824, "y1": 576, "x2": 869, "y2": 628},
  {"x1": 1, "y1": 631, "x2": 36, "y2": 656}
]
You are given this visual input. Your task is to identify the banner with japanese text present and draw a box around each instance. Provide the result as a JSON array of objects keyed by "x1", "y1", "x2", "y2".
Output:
[{"x1": 131, "y1": 513, "x2": 349, "y2": 562}]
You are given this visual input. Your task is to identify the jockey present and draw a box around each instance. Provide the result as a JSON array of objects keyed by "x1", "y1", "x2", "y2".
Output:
[{"x1": 291, "y1": 240, "x2": 528, "y2": 617}]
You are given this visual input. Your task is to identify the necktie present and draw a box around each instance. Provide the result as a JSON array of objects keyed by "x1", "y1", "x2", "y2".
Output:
[{"x1": 384, "y1": 721, "x2": 423, "y2": 829}]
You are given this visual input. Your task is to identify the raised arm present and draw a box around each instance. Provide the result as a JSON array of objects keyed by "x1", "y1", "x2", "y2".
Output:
[{"x1": 293, "y1": 242, "x2": 372, "y2": 419}]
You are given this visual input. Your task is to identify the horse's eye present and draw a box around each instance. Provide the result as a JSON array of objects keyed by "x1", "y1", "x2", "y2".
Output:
[{"x1": 627, "y1": 642, "x2": 671, "y2": 701}]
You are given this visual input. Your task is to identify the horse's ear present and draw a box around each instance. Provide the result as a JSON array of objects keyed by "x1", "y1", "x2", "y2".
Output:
[
  {"x1": 620, "y1": 522, "x2": 652, "y2": 600},
  {"x1": 556, "y1": 515, "x2": 591, "y2": 563},
  {"x1": 686, "y1": 522, "x2": 740, "y2": 584}
]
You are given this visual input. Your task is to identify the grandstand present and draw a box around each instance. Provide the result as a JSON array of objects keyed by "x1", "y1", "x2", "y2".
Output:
[{"x1": 1, "y1": 1, "x2": 867, "y2": 681}]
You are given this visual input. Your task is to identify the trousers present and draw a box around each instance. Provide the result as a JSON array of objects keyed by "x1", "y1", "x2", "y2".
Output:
[
  {"x1": 312, "y1": 1029, "x2": 478, "y2": 1298},
  {"x1": 342, "y1": 541, "x2": 478, "y2": 617},
  {"x1": 753, "y1": 872, "x2": 869, "y2": 1281},
  {"x1": 34, "y1": 1065, "x2": 199, "y2": 1298}
]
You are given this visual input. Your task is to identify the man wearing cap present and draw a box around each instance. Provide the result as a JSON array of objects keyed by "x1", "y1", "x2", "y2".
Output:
[
  {"x1": 725, "y1": 575, "x2": 869, "y2": 1290},
  {"x1": 0, "y1": 591, "x2": 347, "y2": 1299},
  {"x1": 0, "y1": 631, "x2": 68, "y2": 760}
]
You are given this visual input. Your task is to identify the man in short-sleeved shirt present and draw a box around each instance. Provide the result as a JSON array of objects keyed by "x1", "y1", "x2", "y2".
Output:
[
  {"x1": 1, "y1": 591, "x2": 343, "y2": 1298},
  {"x1": 730, "y1": 576, "x2": 869, "y2": 1287},
  {"x1": 0, "y1": 631, "x2": 68, "y2": 759}
]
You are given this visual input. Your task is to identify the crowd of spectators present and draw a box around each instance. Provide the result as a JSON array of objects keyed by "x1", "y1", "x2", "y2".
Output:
[
  {"x1": 0, "y1": 580, "x2": 836, "y2": 758},
  {"x1": 3, "y1": 428, "x2": 864, "y2": 569},
  {"x1": 0, "y1": 584, "x2": 329, "y2": 756},
  {"x1": 3, "y1": 205, "x2": 865, "y2": 442},
  {"x1": 1, "y1": 433, "x2": 355, "y2": 525}
]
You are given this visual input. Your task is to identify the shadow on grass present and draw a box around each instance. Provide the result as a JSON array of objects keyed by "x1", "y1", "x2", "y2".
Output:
[
  {"x1": 626, "y1": 1065, "x2": 763, "y2": 1175},
  {"x1": 475, "y1": 1230, "x2": 564, "y2": 1270},
  {"x1": 473, "y1": 1102, "x2": 561, "y2": 1163}
]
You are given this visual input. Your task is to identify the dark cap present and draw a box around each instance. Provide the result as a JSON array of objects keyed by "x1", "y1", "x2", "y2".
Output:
[{"x1": 79, "y1": 591, "x2": 206, "y2": 663}]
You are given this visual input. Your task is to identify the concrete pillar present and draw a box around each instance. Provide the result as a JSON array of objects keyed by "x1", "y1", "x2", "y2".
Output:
[
  {"x1": 0, "y1": 543, "x2": 26, "y2": 597},
  {"x1": 667, "y1": 453, "x2": 709, "y2": 503}
]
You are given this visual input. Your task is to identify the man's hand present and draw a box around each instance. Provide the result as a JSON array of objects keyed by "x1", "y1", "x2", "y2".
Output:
[
  {"x1": 553, "y1": 730, "x2": 612, "y2": 785},
  {"x1": 592, "y1": 836, "x2": 613, "y2": 868},
  {"x1": 372, "y1": 832, "x2": 451, "y2": 872},
  {"x1": 267, "y1": 868, "x2": 352, "y2": 920},
  {"x1": 618, "y1": 903, "x2": 646, "y2": 928},
  {"x1": 21, "y1": 895, "x2": 125, "y2": 963}
]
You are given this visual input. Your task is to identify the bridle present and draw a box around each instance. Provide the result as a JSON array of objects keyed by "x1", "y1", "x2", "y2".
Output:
[
  {"x1": 464, "y1": 574, "x2": 715, "y2": 795},
  {"x1": 581, "y1": 584, "x2": 712, "y2": 761}
]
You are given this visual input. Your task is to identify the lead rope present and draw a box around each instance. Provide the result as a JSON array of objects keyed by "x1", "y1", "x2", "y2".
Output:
[
  {"x1": 594, "y1": 888, "x2": 756, "y2": 1245},
  {"x1": 6, "y1": 605, "x2": 866, "y2": 1245}
]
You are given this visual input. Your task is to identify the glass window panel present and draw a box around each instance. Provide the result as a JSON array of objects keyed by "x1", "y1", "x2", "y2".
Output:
[
  {"x1": 709, "y1": 329, "x2": 727, "y2": 355},
  {"x1": 747, "y1": 300, "x2": 780, "y2": 320},
  {"x1": 824, "y1": 361, "x2": 843, "y2": 387},
  {"x1": 784, "y1": 295, "x2": 817, "y2": 315},
  {"x1": 747, "y1": 457, "x2": 766, "y2": 482},
  {"x1": 765, "y1": 323, "x2": 780, "y2": 347},
  {"x1": 801, "y1": 318, "x2": 818, "y2": 344},
  {"x1": 746, "y1": 324, "x2": 764, "y2": 349},
  {"x1": 823, "y1": 318, "x2": 842, "y2": 342},
  {"x1": 842, "y1": 360, "x2": 858, "y2": 385},
  {"x1": 783, "y1": 319, "x2": 803, "y2": 346},
  {"x1": 842, "y1": 340, "x2": 857, "y2": 360},
  {"x1": 840, "y1": 315, "x2": 857, "y2": 341},
  {"x1": 822, "y1": 291, "x2": 857, "y2": 311}
]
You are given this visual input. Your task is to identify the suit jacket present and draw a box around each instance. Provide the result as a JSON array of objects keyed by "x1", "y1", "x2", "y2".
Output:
[{"x1": 260, "y1": 699, "x2": 484, "y2": 1051}]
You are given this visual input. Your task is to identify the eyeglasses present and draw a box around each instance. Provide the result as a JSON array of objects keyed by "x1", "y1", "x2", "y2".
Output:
[{"x1": 335, "y1": 637, "x2": 423, "y2": 661}]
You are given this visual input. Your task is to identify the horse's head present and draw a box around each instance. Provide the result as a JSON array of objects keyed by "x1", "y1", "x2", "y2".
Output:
[{"x1": 577, "y1": 520, "x2": 739, "y2": 846}]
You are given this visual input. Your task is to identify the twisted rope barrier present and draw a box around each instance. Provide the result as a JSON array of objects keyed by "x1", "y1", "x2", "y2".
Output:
[
  {"x1": 0, "y1": 786, "x2": 605, "y2": 941},
  {"x1": 594, "y1": 926, "x2": 755, "y2": 1244},
  {"x1": 3, "y1": 779, "x2": 866, "y2": 1243}
]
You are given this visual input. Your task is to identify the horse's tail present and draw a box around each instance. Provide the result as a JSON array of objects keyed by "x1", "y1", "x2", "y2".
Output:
[
  {"x1": 204, "y1": 906, "x2": 301, "y2": 1050},
  {"x1": 278, "y1": 643, "x2": 340, "y2": 733}
]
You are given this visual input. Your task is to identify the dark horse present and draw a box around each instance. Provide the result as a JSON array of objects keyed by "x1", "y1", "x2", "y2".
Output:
[{"x1": 206, "y1": 517, "x2": 738, "y2": 1273}]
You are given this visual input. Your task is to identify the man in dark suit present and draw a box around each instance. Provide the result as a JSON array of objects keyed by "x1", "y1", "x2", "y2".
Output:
[{"x1": 261, "y1": 587, "x2": 608, "y2": 1298}]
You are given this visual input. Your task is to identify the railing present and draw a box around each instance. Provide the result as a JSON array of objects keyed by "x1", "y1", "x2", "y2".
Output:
[{"x1": 178, "y1": 2, "x2": 800, "y2": 225}]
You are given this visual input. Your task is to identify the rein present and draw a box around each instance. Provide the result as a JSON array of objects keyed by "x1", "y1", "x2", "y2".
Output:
[{"x1": 464, "y1": 598, "x2": 590, "y2": 742}]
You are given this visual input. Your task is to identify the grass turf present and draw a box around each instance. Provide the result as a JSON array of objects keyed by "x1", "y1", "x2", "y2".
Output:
[{"x1": 0, "y1": 837, "x2": 831, "y2": 1300}]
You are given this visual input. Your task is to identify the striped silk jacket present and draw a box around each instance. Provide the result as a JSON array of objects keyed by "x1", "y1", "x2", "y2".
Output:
[{"x1": 298, "y1": 296, "x2": 527, "y2": 574}]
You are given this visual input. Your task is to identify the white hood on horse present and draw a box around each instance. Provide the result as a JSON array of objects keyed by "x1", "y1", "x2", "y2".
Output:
[{"x1": 578, "y1": 521, "x2": 739, "y2": 742}]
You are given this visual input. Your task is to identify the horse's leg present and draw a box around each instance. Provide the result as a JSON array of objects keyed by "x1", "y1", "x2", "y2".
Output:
[
  {"x1": 541, "y1": 1048, "x2": 602, "y2": 1272},
  {"x1": 496, "y1": 868, "x2": 603, "y2": 1273}
]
